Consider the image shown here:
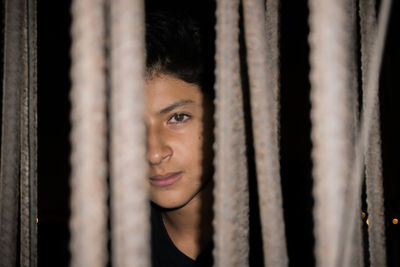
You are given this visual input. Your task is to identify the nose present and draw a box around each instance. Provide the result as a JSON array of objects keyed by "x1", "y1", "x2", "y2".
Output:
[{"x1": 147, "y1": 125, "x2": 172, "y2": 166}]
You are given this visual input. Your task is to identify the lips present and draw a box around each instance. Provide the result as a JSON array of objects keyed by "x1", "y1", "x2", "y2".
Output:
[{"x1": 149, "y1": 172, "x2": 182, "y2": 187}]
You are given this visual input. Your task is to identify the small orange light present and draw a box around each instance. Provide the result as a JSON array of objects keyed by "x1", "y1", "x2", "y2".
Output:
[
  {"x1": 362, "y1": 212, "x2": 366, "y2": 219},
  {"x1": 366, "y1": 219, "x2": 369, "y2": 225},
  {"x1": 36, "y1": 218, "x2": 39, "y2": 224},
  {"x1": 393, "y1": 218, "x2": 398, "y2": 225}
]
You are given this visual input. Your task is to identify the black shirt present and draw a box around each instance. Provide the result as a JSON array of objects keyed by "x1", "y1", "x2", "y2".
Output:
[{"x1": 151, "y1": 204, "x2": 213, "y2": 267}]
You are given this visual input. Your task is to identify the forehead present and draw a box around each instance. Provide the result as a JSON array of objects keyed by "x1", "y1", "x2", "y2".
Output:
[{"x1": 145, "y1": 74, "x2": 204, "y2": 112}]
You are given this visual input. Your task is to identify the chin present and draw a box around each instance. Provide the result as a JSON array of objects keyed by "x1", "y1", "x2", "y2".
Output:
[
  {"x1": 151, "y1": 198, "x2": 186, "y2": 210},
  {"x1": 150, "y1": 192, "x2": 194, "y2": 210}
]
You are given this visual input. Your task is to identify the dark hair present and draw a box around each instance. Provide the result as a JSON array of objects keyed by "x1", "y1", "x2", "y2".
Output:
[{"x1": 145, "y1": 11, "x2": 214, "y2": 94}]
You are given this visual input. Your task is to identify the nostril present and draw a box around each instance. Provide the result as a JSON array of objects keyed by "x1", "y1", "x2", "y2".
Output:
[
  {"x1": 147, "y1": 145, "x2": 173, "y2": 166},
  {"x1": 149, "y1": 158, "x2": 162, "y2": 166},
  {"x1": 148, "y1": 151, "x2": 162, "y2": 166}
]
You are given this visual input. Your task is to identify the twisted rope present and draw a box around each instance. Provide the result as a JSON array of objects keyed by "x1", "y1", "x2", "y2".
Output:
[
  {"x1": 359, "y1": 0, "x2": 387, "y2": 265},
  {"x1": 69, "y1": 0, "x2": 108, "y2": 266},
  {"x1": 266, "y1": 0, "x2": 280, "y2": 132},
  {"x1": 345, "y1": 0, "x2": 364, "y2": 265},
  {"x1": 341, "y1": 0, "x2": 392, "y2": 266},
  {"x1": 110, "y1": 0, "x2": 149, "y2": 266},
  {"x1": 308, "y1": 0, "x2": 353, "y2": 266},
  {"x1": 243, "y1": 0, "x2": 288, "y2": 266},
  {"x1": 213, "y1": 0, "x2": 249, "y2": 265}
]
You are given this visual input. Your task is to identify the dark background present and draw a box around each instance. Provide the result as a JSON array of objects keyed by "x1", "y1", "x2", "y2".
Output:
[{"x1": 35, "y1": 0, "x2": 399, "y2": 266}]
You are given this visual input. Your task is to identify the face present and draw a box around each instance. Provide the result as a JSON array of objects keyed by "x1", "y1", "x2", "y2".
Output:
[{"x1": 145, "y1": 74, "x2": 213, "y2": 209}]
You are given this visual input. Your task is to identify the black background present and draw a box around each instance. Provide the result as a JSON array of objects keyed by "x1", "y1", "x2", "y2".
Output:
[{"x1": 34, "y1": 0, "x2": 400, "y2": 266}]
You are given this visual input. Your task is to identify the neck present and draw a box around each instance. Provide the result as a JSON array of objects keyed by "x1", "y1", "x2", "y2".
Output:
[{"x1": 162, "y1": 180, "x2": 214, "y2": 259}]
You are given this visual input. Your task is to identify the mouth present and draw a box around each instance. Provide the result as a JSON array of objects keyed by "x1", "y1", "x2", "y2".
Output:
[{"x1": 149, "y1": 171, "x2": 182, "y2": 187}]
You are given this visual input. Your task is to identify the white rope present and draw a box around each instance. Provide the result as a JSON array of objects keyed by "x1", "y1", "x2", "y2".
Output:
[
  {"x1": 110, "y1": 0, "x2": 150, "y2": 266},
  {"x1": 213, "y1": 0, "x2": 249, "y2": 265}
]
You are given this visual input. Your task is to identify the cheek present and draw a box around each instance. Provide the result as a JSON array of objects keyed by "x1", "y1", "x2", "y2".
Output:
[
  {"x1": 170, "y1": 126, "x2": 204, "y2": 168},
  {"x1": 173, "y1": 136, "x2": 203, "y2": 161}
]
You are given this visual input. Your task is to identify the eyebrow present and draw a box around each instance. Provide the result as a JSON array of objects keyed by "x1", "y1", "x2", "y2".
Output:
[{"x1": 158, "y1": 99, "x2": 195, "y2": 114}]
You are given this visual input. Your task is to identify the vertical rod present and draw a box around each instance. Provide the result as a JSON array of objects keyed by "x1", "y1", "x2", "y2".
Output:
[
  {"x1": 359, "y1": 0, "x2": 387, "y2": 265},
  {"x1": 341, "y1": 0, "x2": 392, "y2": 266},
  {"x1": 0, "y1": 0, "x2": 25, "y2": 266},
  {"x1": 20, "y1": 0, "x2": 30, "y2": 265},
  {"x1": 110, "y1": 0, "x2": 149, "y2": 266},
  {"x1": 213, "y1": 0, "x2": 249, "y2": 265},
  {"x1": 242, "y1": 0, "x2": 288, "y2": 266},
  {"x1": 20, "y1": 0, "x2": 38, "y2": 266},
  {"x1": 308, "y1": 0, "x2": 353, "y2": 266},
  {"x1": 69, "y1": 0, "x2": 108, "y2": 266},
  {"x1": 265, "y1": 0, "x2": 280, "y2": 122},
  {"x1": 28, "y1": 0, "x2": 38, "y2": 265},
  {"x1": 346, "y1": 0, "x2": 364, "y2": 265},
  {"x1": 349, "y1": 0, "x2": 360, "y2": 149}
]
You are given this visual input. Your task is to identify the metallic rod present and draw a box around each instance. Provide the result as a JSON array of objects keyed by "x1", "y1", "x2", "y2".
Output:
[
  {"x1": 20, "y1": 0, "x2": 31, "y2": 265},
  {"x1": 20, "y1": 0, "x2": 38, "y2": 266},
  {"x1": 27, "y1": 0, "x2": 38, "y2": 265},
  {"x1": 0, "y1": 0, "x2": 25, "y2": 266}
]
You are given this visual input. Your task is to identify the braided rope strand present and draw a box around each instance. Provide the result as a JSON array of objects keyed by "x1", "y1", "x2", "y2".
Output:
[
  {"x1": 243, "y1": 0, "x2": 288, "y2": 266},
  {"x1": 308, "y1": 0, "x2": 353, "y2": 266},
  {"x1": 110, "y1": 0, "x2": 150, "y2": 266},
  {"x1": 359, "y1": 0, "x2": 387, "y2": 265},
  {"x1": 341, "y1": 0, "x2": 392, "y2": 266},
  {"x1": 69, "y1": 0, "x2": 108, "y2": 265},
  {"x1": 213, "y1": 0, "x2": 250, "y2": 265}
]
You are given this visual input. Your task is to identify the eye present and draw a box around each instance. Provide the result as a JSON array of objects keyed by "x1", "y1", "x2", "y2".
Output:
[{"x1": 168, "y1": 113, "x2": 191, "y2": 124}]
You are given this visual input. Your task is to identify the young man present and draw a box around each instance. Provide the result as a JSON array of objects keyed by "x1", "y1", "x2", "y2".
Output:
[{"x1": 145, "y1": 11, "x2": 215, "y2": 267}]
